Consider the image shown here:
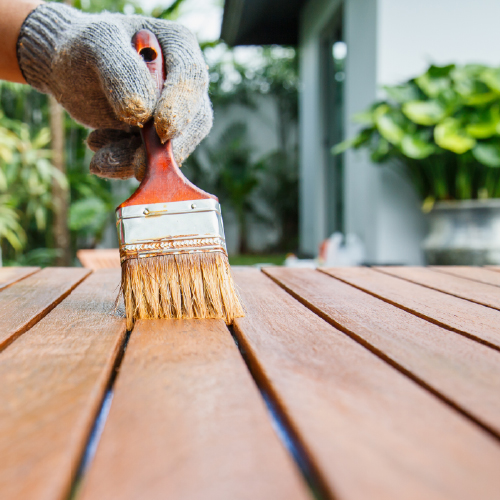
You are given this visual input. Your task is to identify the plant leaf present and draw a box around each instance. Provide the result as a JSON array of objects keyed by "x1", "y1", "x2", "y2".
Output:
[
  {"x1": 434, "y1": 118, "x2": 476, "y2": 154},
  {"x1": 402, "y1": 100, "x2": 447, "y2": 125},
  {"x1": 370, "y1": 137, "x2": 390, "y2": 162},
  {"x1": 400, "y1": 135, "x2": 436, "y2": 159},
  {"x1": 473, "y1": 141, "x2": 500, "y2": 167},
  {"x1": 452, "y1": 65, "x2": 500, "y2": 105},
  {"x1": 415, "y1": 64, "x2": 454, "y2": 97},
  {"x1": 480, "y1": 67, "x2": 500, "y2": 92},
  {"x1": 331, "y1": 128, "x2": 373, "y2": 155},
  {"x1": 374, "y1": 104, "x2": 405, "y2": 145},
  {"x1": 383, "y1": 83, "x2": 421, "y2": 103}
]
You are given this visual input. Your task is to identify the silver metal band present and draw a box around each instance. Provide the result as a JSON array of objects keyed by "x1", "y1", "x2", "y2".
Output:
[{"x1": 116, "y1": 199, "x2": 228, "y2": 262}]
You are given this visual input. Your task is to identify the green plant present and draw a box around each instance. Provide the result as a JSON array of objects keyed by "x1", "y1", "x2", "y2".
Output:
[
  {"x1": 255, "y1": 148, "x2": 299, "y2": 251},
  {"x1": 0, "y1": 109, "x2": 66, "y2": 259},
  {"x1": 334, "y1": 64, "x2": 500, "y2": 207}
]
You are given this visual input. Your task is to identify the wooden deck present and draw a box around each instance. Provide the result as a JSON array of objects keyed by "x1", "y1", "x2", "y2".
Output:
[{"x1": 1, "y1": 266, "x2": 499, "y2": 500}]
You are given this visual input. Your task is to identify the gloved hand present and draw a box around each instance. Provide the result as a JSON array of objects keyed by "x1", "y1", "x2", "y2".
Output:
[{"x1": 17, "y1": 2, "x2": 212, "y2": 179}]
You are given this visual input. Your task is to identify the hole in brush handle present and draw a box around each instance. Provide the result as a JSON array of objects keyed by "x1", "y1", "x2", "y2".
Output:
[
  {"x1": 139, "y1": 47, "x2": 157, "y2": 63},
  {"x1": 132, "y1": 29, "x2": 165, "y2": 96}
]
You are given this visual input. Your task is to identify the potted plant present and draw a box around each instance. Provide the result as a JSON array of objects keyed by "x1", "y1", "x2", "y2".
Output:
[{"x1": 334, "y1": 63, "x2": 500, "y2": 264}]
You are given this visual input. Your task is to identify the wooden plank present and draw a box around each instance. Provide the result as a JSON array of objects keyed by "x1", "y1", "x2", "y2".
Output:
[
  {"x1": 0, "y1": 267, "x2": 40, "y2": 290},
  {"x1": 432, "y1": 266, "x2": 500, "y2": 287},
  {"x1": 77, "y1": 249, "x2": 120, "y2": 270},
  {"x1": 321, "y1": 267, "x2": 500, "y2": 350},
  {"x1": 233, "y1": 268, "x2": 500, "y2": 500},
  {"x1": 0, "y1": 270, "x2": 126, "y2": 500},
  {"x1": 263, "y1": 267, "x2": 500, "y2": 437},
  {"x1": 0, "y1": 267, "x2": 90, "y2": 351},
  {"x1": 375, "y1": 266, "x2": 500, "y2": 310},
  {"x1": 79, "y1": 319, "x2": 309, "y2": 500}
]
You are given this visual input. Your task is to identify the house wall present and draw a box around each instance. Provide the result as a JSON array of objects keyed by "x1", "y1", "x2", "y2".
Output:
[
  {"x1": 377, "y1": 0, "x2": 500, "y2": 86},
  {"x1": 299, "y1": 0, "x2": 500, "y2": 263}
]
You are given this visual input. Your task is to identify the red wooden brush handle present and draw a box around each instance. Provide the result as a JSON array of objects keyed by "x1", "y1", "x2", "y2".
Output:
[{"x1": 119, "y1": 29, "x2": 216, "y2": 208}]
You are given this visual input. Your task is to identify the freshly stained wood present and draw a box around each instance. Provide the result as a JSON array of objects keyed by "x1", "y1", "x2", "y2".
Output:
[
  {"x1": 0, "y1": 267, "x2": 90, "y2": 350},
  {"x1": 233, "y1": 268, "x2": 500, "y2": 500},
  {"x1": 0, "y1": 267, "x2": 39, "y2": 290},
  {"x1": 375, "y1": 266, "x2": 500, "y2": 310},
  {"x1": 0, "y1": 270, "x2": 126, "y2": 500},
  {"x1": 432, "y1": 266, "x2": 500, "y2": 287},
  {"x1": 263, "y1": 267, "x2": 500, "y2": 437},
  {"x1": 79, "y1": 319, "x2": 309, "y2": 500},
  {"x1": 322, "y1": 267, "x2": 500, "y2": 350}
]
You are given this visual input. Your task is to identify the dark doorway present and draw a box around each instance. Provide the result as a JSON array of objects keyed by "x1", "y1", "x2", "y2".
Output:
[{"x1": 321, "y1": 6, "x2": 345, "y2": 236}]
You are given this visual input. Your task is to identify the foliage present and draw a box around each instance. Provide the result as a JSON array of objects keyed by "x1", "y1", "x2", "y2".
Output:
[
  {"x1": 228, "y1": 253, "x2": 286, "y2": 266},
  {"x1": 254, "y1": 148, "x2": 299, "y2": 251},
  {"x1": 334, "y1": 64, "x2": 500, "y2": 205},
  {"x1": 207, "y1": 44, "x2": 298, "y2": 119},
  {"x1": 67, "y1": 0, "x2": 144, "y2": 14},
  {"x1": 0, "y1": 106, "x2": 66, "y2": 257},
  {"x1": 0, "y1": 0, "x2": 299, "y2": 265},
  {"x1": 0, "y1": 0, "x2": 141, "y2": 265}
]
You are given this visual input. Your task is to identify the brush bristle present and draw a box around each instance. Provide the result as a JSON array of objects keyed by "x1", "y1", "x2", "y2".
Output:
[{"x1": 120, "y1": 252, "x2": 244, "y2": 330}]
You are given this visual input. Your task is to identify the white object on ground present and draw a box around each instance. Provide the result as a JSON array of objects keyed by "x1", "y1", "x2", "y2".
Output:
[{"x1": 319, "y1": 232, "x2": 365, "y2": 266}]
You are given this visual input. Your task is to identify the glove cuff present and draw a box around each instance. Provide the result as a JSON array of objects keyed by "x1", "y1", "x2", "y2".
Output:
[{"x1": 17, "y1": 3, "x2": 75, "y2": 93}]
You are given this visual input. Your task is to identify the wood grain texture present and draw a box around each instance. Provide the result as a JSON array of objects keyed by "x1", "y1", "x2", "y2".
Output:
[
  {"x1": 0, "y1": 270, "x2": 126, "y2": 500},
  {"x1": 263, "y1": 267, "x2": 500, "y2": 437},
  {"x1": 321, "y1": 267, "x2": 500, "y2": 350},
  {"x1": 0, "y1": 267, "x2": 39, "y2": 290},
  {"x1": 375, "y1": 266, "x2": 500, "y2": 310},
  {"x1": 431, "y1": 266, "x2": 500, "y2": 287},
  {"x1": 79, "y1": 319, "x2": 309, "y2": 500},
  {"x1": 233, "y1": 268, "x2": 500, "y2": 500},
  {"x1": 0, "y1": 267, "x2": 91, "y2": 351}
]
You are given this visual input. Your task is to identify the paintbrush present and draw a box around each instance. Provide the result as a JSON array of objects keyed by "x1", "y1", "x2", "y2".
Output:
[{"x1": 116, "y1": 29, "x2": 244, "y2": 330}]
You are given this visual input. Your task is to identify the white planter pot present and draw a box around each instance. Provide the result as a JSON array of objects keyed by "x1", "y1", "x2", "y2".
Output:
[{"x1": 423, "y1": 199, "x2": 500, "y2": 265}]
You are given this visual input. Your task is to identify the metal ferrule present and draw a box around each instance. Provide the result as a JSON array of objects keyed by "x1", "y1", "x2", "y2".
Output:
[{"x1": 116, "y1": 199, "x2": 227, "y2": 263}]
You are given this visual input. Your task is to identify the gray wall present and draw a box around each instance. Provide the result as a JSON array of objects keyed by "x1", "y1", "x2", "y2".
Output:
[{"x1": 299, "y1": 0, "x2": 341, "y2": 256}]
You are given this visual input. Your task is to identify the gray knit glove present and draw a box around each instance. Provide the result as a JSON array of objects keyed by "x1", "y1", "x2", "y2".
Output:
[{"x1": 17, "y1": 2, "x2": 212, "y2": 179}]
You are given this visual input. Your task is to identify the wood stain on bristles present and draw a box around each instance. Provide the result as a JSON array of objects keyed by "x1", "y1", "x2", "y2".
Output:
[{"x1": 121, "y1": 252, "x2": 244, "y2": 330}]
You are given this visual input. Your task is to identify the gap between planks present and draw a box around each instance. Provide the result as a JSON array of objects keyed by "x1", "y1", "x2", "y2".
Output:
[
  {"x1": 319, "y1": 267, "x2": 500, "y2": 352},
  {"x1": 227, "y1": 324, "x2": 328, "y2": 500},
  {"x1": 67, "y1": 328, "x2": 132, "y2": 500},
  {"x1": 231, "y1": 268, "x2": 500, "y2": 500},
  {"x1": 0, "y1": 267, "x2": 40, "y2": 291},
  {"x1": 0, "y1": 270, "x2": 127, "y2": 500},
  {"x1": 373, "y1": 266, "x2": 500, "y2": 312},
  {"x1": 77, "y1": 318, "x2": 310, "y2": 500},
  {"x1": 431, "y1": 266, "x2": 500, "y2": 288},
  {"x1": 0, "y1": 267, "x2": 91, "y2": 352}
]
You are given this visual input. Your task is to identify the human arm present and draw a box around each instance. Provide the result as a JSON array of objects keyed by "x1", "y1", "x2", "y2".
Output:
[{"x1": 0, "y1": 0, "x2": 42, "y2": 83}]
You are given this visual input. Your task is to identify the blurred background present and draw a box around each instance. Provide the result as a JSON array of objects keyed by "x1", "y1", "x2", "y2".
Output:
[{"x1": 2, "y1": 0, "x2": 500, "y2": 268}]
